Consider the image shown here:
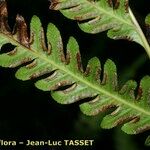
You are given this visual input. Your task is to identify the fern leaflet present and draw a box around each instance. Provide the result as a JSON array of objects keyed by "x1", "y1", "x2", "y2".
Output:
[{"x1": 0, "y1": 0, "x2": 150, "y2": 143}]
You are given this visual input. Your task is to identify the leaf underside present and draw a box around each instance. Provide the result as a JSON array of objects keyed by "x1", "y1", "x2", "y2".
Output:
[
  {"x1": 0, "y1": 0, "x2": 150, "y2": 143},
  {"x1": 50, "y1": 0, "x2": 146, "y2": 48}
]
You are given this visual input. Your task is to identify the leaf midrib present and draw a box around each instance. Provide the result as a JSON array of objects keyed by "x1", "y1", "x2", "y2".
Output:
[{"x1": 1, "y1": 32, "x2": 150, "y2": 117}]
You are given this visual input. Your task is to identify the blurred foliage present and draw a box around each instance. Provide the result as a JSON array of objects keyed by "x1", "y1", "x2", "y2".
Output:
[
  {"x1": 0, "y1": 0, "x2": 150, "y2": 150},
  {"x1": 145, "y1": 136, "x2": 150, "y2": 146}
]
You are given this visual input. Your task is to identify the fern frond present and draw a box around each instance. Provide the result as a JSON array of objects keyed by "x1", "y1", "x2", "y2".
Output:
[
  {"x1": 0, "y1": 0, "x2": 150, "y2": 141},
  {"x1": 50, "y1": 0, "x2": 150, "y2": 58}
]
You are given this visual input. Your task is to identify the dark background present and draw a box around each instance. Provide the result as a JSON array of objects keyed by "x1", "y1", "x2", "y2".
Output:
[{"x1": 0, "y1": 0, "x2": 150, "y2": 150}]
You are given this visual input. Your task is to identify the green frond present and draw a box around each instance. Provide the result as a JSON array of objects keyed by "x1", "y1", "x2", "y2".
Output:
[
  {"x1": 0, "y1": 0, "x2": 150, "y2": 144},
  {"x1": 50, "y1": 0, "x2": 150, "y2": 58},
  {"x1": 50, "y1": 0, "x2": 140, "y2": 43}
]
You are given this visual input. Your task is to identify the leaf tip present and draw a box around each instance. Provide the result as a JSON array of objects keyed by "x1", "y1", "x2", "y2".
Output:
[
  {"x1": 31, "y1": 15, "x2": 41, "y2": 26},
  {"x1": 67, "y1": 36, "x2": 79, "y2": 52}
]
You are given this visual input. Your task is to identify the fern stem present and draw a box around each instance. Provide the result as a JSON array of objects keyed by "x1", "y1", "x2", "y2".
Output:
[{"x1": 129, "y1": 8, "x2": 150, "y2": 59}]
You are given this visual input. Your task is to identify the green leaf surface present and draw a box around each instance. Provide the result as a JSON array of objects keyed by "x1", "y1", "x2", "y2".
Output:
[{"x1": 0, "y1": 0, "x2": 150, "y2": 144}]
